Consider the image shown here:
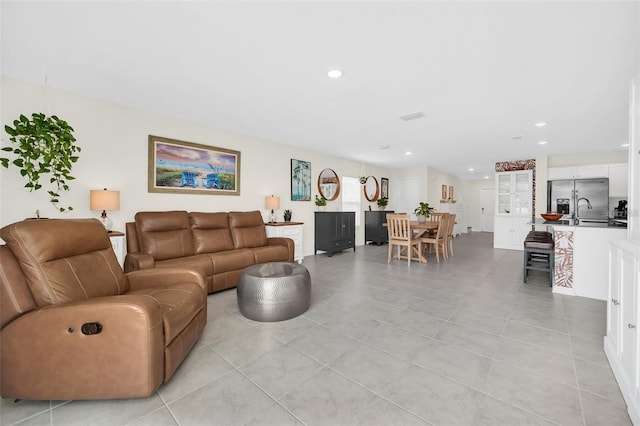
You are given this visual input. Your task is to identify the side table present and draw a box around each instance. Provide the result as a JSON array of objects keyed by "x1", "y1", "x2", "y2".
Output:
[
  {"x1": 109, "y1": 231, "x2": 125, "y2": 267},
  {"x1": 265, "y1": 222, "x2": 304, "y2": 263}
]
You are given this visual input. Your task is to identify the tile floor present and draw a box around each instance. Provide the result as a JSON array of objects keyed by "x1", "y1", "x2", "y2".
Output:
[{"x1": 0, "y1": 232, "x2": 631, "y2": 426}]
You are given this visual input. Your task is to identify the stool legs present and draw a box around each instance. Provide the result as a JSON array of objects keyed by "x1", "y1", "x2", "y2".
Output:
[{"x1": 523, "y1": 248, "x2": 554, "y2": 287}]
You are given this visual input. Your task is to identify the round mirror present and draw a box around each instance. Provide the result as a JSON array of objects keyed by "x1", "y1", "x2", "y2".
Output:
[
  {"x1": 317, "y1": 168, "x2": 340, "y2": 201},
  {"x1": 364, "y1": 176, "x2": 379, "y2": 202}
]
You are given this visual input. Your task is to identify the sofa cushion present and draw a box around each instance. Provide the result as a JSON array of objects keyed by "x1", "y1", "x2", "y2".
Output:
[
  {"x1": 228, "y1": 211, "x2": 268, "y2": 249},
  {"x1": 208, "y1": 249, "x2": 255, "y2": 274},
  {"x1": 154, "y1": 255, "x2": 213, "y2": 282},
  {"x1": 136, "y1": 211, "x2": 194, "y2": 261},
  {"x1": 251, "y1": 246, "x2": 291, "y2": 264},
  {"x1": 127, "y1": 281, "x2": 205, "y2": 345},
  {"x1": 1, "y1": 219, "x2": 126, "y2": 307},
  {"x1": 189, "y1": 212, "x2": 235, "y2": 254}
]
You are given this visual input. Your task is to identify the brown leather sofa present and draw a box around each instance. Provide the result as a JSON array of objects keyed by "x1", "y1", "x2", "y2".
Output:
[
  {"x1": 0, "y1": 219, "x2": 207, "y2": 400},
  {"x1": 125, "y1": 210, "x2": 294, "y2": 294}
]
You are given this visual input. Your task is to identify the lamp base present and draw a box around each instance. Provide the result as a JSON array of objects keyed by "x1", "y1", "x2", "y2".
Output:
[{"x1": 98, "y1": 212, "x2": 113, "y2": 231}]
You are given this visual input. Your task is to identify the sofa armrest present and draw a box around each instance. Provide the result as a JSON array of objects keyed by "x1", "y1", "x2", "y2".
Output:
[
  {"x1": 124, "y1": 252, "x2": 155, "y2": 272},
  {"x1": 1, "y1": 295, "x2": 165, "y2": 400},
  {"x1": 126, "y1": 268, "x2": 206, "y2": 293},
  {"x1": 267, "y1": 237, "x2": 295, "y2": 263}
]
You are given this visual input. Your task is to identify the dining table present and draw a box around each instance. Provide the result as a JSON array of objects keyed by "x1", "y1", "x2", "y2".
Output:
[{"x1": 382, "y1": 220, "x2": 440, "y2": 263}]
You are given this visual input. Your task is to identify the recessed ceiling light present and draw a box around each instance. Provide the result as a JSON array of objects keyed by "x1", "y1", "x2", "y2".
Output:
[
  {"x1": 398, "y1": 111, "x2": 426, "y2": 121},
  {"x1": 405, "y1": 151, "x2": 412, "y2": 156},
  {"x1": 327, "y1": 69, "x2": 343, "y2": 78},
  {"x1": 538, "y1": 140, "x2": 548, "y2": 145},
  {"x1": 468, "y1": 168, "x2": 474, "y2": 172},
  {"x1": 484, "y1": 176, "x2": 489, "y2": 179},
  {"x1": 621, "y1": 143, "x2": 630, "y2": 147},
  {"x1": 534, "y1": 122, "x2": 547, "y2": 127}
]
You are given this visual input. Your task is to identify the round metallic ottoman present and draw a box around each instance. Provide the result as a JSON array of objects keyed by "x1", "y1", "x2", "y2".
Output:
[{"x1": 237, "y1": 262, "x2": 311, "y2": 322}]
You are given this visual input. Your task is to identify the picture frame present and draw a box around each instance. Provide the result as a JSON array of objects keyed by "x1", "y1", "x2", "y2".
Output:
[
  {"x1": 291, "y1": 159, "x2": 311, "y2": 201},
  {"x1": 148, "y1": 135, "x2": 240, "y2": 195},
  {"x1": 381, "y1": 177, "x2": 389, "y2": 199}
]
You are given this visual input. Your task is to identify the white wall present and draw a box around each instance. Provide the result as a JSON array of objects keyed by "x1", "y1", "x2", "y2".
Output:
[
  {"x1": 462, "y1": 178, "x2": 495, "y2": 231},
  {"x1": 0, "y1": 77, "x2": 391, "y2": 256}
]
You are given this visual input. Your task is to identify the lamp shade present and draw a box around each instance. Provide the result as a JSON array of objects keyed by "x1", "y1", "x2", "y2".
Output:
[
  {"x1": 265, "y1": 196, "x2": 280, "y2": 210},
  {"x1": 90, "y1": 189, "x2": 120, "y2": 211}
]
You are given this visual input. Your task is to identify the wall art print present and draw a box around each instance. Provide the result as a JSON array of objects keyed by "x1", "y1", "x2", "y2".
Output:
[
  {"x1": 381, "y1": 177, "x2": 389, "y2": 199},
  {"x1": 291, "y1": 159, "x2": 311, "y2": 201},
  {"x1": 148, "y1": 135, "x2": 240, "y2": 195}
]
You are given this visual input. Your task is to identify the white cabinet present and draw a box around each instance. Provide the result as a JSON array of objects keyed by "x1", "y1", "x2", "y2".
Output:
[
  {"x1": 265, "y1": 222, "x2": 304, "y2": 263},
  {"x1": 494, "y1": 170, "x2": 533, "y2": 250},
  {"x1": 495, "y1": 170, "x2": 533, "y2": 216},
  {"x1": 109, "y1": 231, "x2": 125, "y2": 267},
  {"x1": 547, "y1": 165, "x2": 608, "y2": 180},
  {"x1": 609, "y1": 163, "x2": 629, "y2": 198},
  {"x1": 494, "y1": 217, "x2": 531, "y2": 250},
  {"x1": 438, "y1": 202, "x2": 464, "y2": 236},
  {"x1": 605, "y1": 240, "x2": 640, "y2": 425}
]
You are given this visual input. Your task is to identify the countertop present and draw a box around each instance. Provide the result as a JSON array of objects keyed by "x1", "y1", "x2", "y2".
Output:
[{"x1": 532, "y1": 218, "x2": 628, "y2": 229}]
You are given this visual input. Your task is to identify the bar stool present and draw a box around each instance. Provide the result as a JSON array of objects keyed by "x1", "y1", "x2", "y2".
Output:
[{"x1": 523, "y1": 231, "x2": 554, "y2": 287}]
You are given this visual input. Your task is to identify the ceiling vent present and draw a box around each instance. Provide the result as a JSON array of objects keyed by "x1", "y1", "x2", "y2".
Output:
[
  {"x1": 398, "y1": 111, "x2": 426, "y2": 121},
  {"x1": 511, "y1": 135, "x2": 524, "y2": 142}
]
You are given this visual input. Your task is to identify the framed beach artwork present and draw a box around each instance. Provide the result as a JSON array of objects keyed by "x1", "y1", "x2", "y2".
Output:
[
  {"x1": 148, "y1": 135, "x2": 240, "y2": 195},
  {"x1": 290, "y1": 159, "x2": 311, "y2": 201}
]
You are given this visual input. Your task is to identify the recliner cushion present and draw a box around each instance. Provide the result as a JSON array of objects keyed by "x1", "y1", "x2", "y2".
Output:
[
  {"x1": 1, "y1": 219, "x2": 127, "y2": 307},
  {"x1": 127, "y1": 282, "x2": 204, "y2": 345},
  {"x1": 135, "y1": 211, "x2": 194, "y2": 261},
  {"x1": 189, "y1": 212, "x2": 234, "y2": 254},
  {"x1": 228, "y1": 211, "x2": 268, "y2": 249},
  {"x1": 0, "y1": 246, "x2": 37, "y2": 329}
]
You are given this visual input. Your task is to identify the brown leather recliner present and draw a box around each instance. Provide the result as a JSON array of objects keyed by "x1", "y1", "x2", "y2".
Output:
[{"x1": 0, "y1": 219, "x2": 207, "y2": 400}]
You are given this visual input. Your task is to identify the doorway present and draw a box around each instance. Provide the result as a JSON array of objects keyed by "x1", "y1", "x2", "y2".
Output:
[{"x1": 480, "y1": 188, "x2": 495, "y2": 232}]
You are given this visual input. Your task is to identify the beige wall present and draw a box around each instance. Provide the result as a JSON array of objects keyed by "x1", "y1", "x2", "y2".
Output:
[{"x1": 0, "y1": 77, "x2": 391, "y2": 256}]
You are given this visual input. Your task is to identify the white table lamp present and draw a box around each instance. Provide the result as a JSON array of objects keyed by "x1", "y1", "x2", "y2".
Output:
[
  {"x1": 90, "y1": 188, "x2": 120, "y2": 231},
  {"x1": 265, "y1": 195, "x2": 280, "y2": 223}
]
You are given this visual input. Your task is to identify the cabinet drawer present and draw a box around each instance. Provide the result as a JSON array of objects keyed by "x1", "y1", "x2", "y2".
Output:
[
  {"x1": 279, "y1": 227, "x2": 302, "y2": 237},
  {"x1": 332, "y1": 239, "x2": 354, "y2": 249}
]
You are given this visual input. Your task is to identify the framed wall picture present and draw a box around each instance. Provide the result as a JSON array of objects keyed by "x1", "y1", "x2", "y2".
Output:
[
  {"x1": 148, "y1": 135, "x2": 240, "y2": 195},
  {"x1": 291, "y1": 159, "x2": 311, "y2": 201},
  {"x1": 381, "y1": 177, "x2": 389, "y2": 199}
]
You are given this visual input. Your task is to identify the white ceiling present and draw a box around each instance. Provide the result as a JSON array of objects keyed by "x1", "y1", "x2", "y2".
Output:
[{"x1": 2, "y1": 1, "x2": 639, "y2": 180}]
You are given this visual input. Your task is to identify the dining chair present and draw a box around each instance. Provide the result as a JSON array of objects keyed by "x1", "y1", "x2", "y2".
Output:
[
  {"x1": 446, "y1": 213, "x2": 456, "y2": 257},
  {"x1": 426, "y1": 212, "x2": 446, "y2": 236},
  {"x1": 386, "y1": 213, "x2": 423, "y2": 266},
  {"x1": 420, "y1": 213, "x2": 449, "y2": 263}
]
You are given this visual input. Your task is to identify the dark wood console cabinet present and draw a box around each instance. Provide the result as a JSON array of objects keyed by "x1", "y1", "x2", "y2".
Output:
[
  {"x1": 365, "y1": 210, "x2": 394, "y2": 245},
  {"x1": 314, "y1": 212, "x2": 356, "y2": 257}
]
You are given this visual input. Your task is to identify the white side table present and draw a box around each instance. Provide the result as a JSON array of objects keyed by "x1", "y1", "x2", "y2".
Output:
[
  {"x1": 109, "y1": 231, "x2": 125, "y2": 267},
  {"x1": 265, "y1": 222, "x2": 304, "y2": 263}
]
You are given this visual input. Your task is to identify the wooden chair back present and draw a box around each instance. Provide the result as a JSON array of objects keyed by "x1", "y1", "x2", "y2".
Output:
[{"x1": 387, "y1": 214, "x2": 412, "y2": 241}]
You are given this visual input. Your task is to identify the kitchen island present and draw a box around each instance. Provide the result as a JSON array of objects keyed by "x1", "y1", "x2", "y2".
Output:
[{"x1": 532, "y1": 219, "x2": 627, "y2": 300}]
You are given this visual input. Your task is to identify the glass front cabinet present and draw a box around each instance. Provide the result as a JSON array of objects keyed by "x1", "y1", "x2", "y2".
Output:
[{"x1": 494, "y1": 170, "x2": 533, "y2": 250}]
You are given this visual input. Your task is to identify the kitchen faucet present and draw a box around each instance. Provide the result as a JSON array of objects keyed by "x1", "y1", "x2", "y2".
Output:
[{"x1": 577, "y1": 197, "x2": 592, "y2": 209}]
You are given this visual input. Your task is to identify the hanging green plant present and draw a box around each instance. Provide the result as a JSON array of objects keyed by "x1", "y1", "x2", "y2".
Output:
[{"x1": 1, "y1": 113, "x2": 81, "y2": 212}]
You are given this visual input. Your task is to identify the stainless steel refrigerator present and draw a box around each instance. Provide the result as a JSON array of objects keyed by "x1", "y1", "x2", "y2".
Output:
[{"x1": 547, "y1": 178, "x2": 609, "y2": 222}]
